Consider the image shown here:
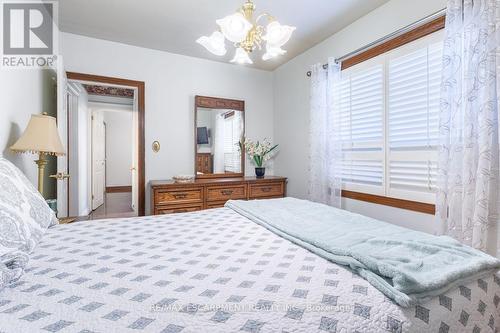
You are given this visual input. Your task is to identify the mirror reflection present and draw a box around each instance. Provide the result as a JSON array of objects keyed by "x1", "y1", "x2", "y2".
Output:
[{"x1": 196, "y1": 108, "x2": 244, "y2": 176}]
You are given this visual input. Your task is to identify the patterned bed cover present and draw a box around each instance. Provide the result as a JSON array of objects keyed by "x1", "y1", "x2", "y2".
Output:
[{"x1": 0, "y1": 208, "x2": 498, "y2": 333}]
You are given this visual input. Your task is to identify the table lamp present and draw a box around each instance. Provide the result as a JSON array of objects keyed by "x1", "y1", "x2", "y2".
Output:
[{"x1": 10, "y1": 113, "x2": 65, "y2": 196}]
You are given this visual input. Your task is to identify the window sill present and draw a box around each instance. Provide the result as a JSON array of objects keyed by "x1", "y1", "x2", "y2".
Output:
[{"x1": 341, "y1": 190, "x2": 435, "y2": 215}]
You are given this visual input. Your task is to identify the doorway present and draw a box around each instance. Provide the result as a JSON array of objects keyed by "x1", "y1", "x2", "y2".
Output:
[{"x1": 56, "y1": 72, "x2": 145, "y2": 218}]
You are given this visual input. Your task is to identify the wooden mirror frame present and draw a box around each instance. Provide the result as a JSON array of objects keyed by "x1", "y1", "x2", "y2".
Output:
[{"x1": 195, "y1": 95, "x2": 245, "y2": 179}]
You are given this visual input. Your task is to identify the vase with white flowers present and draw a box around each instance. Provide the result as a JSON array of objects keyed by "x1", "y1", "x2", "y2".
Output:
[{"x1": 240, "y1": 138, "x2": 279, "y2": 178}]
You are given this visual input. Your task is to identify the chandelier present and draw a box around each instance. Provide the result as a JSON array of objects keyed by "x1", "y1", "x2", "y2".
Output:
[{"x1": 196, "y1": 0, "x2": 296, "y2": 64}]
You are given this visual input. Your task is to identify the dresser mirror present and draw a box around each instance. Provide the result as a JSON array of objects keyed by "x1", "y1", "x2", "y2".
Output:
[{"x1": 195, "y1": 96, "x2": 245, "y2": 178}]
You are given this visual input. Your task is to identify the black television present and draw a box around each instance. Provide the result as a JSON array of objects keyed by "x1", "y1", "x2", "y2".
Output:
[{"x1": 197, "y1": 127, "x2": 209, "y2": 144}]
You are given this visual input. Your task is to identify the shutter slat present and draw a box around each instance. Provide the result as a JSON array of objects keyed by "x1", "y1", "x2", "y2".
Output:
[
  {"x1": 386, "y1": 39, "x2": 442, "y2": 198},
  {"x1": 340, "y1": 62, "x2": 384, "y2": 182},
  {"x1": 389, "y1": 159, "x2": 437, "y2": 192}
]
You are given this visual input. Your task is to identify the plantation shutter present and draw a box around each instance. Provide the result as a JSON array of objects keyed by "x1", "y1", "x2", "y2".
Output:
[
  {"x1": 386, "y1": 40, "x2": 442, "y2": 203},
  {"x1": 223, "y1": 113, "x2": 241, "y2": 173},
  {"x1": 337, "y1": 30, "x2": 443, "y2": 203},
  {"x1": 232, "y1": 113, "x2": 242, "y2": 172},
  {"x1": 340, "y1": 61, "x2": 385, "y2": 195},
  {"x1": 223, "y1": 117, "x2": 234, "y2": 172}
]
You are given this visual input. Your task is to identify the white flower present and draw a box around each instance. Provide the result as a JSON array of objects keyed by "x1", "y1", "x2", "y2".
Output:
[{"x1": 241, "y1": 137, "x2": 279, "y2": 167}]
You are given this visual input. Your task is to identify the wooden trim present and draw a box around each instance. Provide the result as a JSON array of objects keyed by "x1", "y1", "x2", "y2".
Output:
[
  {"x1": 66, "y1": 72, "x2": 146, "y2": 216},
  {"x1": 195, "y1": 95, "x2": 245, "y2": 111},
  {"x1": 106, "y1": 186, "x2": 132, "y2": 193},
  {"x1": 195, "y1": 95, "x2": 245, "y2": 179},
  {"x1": 342, "y1": 190, "x2": 435, "y2": 215},
  {"x1": 341, "y1": 16, "x2": 445, "y2": 70},
  {"x1": 197, "y1": 172, "x2": 245, "y2": 179}
]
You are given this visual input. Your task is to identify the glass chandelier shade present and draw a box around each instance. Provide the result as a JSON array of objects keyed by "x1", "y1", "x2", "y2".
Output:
[
  {"x1": 262, "y1": 45, "x2": 286, "y2": 61},
  {"x1": 196, "y1": 31, "x2": 227, "y2": 56},
  {"x1": 262, "y1": 21, "x2": 296, "y2": 47},
  {"x1": 197, "y1": 0, "x2": 295, "y2": 64},
  {"x1": 231, "y1": 47, "x2": 253, "y2": 64},
  {"x1": 216, "y1": 13, "x2": 253, "y2": 43}
]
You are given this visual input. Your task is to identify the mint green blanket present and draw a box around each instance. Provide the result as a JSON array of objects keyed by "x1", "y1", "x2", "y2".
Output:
[{"x1": 225, "y1": 198, "x2": 500, "y2": 307}]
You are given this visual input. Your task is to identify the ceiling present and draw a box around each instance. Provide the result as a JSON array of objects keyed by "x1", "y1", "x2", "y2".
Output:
[{"x1": 58, "y1": 0, "x2": 390, "y2": 71}]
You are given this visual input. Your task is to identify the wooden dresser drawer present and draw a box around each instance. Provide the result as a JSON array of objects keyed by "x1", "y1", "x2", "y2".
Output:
[
  {"x1": 206, "y1": 202, "x2": 227, "y2": 209},
  {"x1": 150, "y1": 177, "x2": 286, "y2": 215},
  {"x1": 155, "y1": 204, "x2": 203, "y2": 215},
  {"x1": 206, "y1": 185, "x2": 247, "y2": 202},
  {"x1": 249, "y1": 182, "x2": 284, "y2": 198},
  {"x1": 155, "y1": 187, "x2": 203, "y2": 205}
]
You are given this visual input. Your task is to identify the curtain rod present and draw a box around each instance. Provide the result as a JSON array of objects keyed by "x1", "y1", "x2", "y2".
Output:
[{"x1": 306, "y1": 8, "x2": 446, "y2": 77}]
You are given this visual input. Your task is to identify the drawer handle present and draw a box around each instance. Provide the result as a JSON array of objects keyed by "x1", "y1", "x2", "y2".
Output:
[
  {"x1": 173, "y1": 193, "x2": 188, "y2": 199},
  {"x1": 261, "y1": 187, "x2": 272, "y2": 193},
  {"x1": 221, "y1": 190, "x2": 234, "y2": 196}
]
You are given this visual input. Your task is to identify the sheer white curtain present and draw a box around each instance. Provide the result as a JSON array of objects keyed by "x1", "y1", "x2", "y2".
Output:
[
  {"x1": 213, "y1": 113, "x2": 225, "y2": 173},
  {"x1": 308, "y1": 58, "x2": 342, "y2": 208},
  {"x1": 234, "y1": 111, "x2": 243, "y2": 172},
  {"x1": 436, "y1": 0, "x2": 500, "y2": 256}
]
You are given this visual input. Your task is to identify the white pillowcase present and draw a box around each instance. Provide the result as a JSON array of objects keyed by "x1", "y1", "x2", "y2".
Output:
[{"x1": 0, "y1": 157, "x2": 58, "y2": 288}]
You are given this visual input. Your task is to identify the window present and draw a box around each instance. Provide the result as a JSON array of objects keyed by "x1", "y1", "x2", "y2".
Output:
[
  {"x1": 339, "y1": 30, "x2": 443, "y2": 204},
  {"x1": 223, "y1": 113, "x2": 242, "y2": 173}
]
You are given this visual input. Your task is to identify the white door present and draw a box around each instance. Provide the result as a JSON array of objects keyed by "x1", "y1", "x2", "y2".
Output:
[
  {"x1": 131, "y1": 92, "x2": 138, "y2": 213},
  {"x1": 67, "y1": 89, "x2": 79, "y2": 216},
  {"x1": 92, "y1": 111, "x2": 106, "y2": 210},
  {"x1": 56, "y1": 59, "x2": 69, "y2": 218}
]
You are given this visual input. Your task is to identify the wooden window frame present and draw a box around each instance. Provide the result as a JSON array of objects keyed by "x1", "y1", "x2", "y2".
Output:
[{"x1": 339, "y1": 15, "x2": 445, "y2": 215}]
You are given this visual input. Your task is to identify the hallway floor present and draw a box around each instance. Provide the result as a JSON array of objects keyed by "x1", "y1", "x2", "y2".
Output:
[{"x1": 88, "y1": 192, "x2": 137, "y2": 220}]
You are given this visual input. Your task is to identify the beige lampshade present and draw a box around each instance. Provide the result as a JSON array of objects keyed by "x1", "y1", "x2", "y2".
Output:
[{"x1": 10, "y1": 114, "x2": 65, "y2": 156}]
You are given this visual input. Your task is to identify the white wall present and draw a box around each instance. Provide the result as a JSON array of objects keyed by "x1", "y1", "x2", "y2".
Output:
[
  {"x1": 1, "y1": 13, "x2": 60, "y2": 198},
  {"x1": 61, "y1": 32, "x2": 275, "y2": 213},
  {"x1": 101, "y1": 109, "x2": 133, "y2": 187},
  {"x1": 0, "y1": 69, "x2": 58, "y2": 199},
  {"x1": 273, "y1": 0, "x2": 446, "y2": 234}
]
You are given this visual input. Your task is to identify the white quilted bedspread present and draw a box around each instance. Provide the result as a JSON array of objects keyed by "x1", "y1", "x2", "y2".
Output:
[{"x1": 0, "y1": 208, "x2": 499, "y2": 333}]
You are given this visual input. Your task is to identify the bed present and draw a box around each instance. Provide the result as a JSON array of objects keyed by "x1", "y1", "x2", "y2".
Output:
[{"x1": 1, "y1": 207, "x2": 499, "y2": 333}]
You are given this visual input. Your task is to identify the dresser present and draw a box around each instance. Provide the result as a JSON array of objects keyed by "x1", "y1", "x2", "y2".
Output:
[
  {"x1": 196, "y1": 153, "x2": 213, "y2": 174},
  {"x1": 150, "y1": 176, "x2": 287, "y2": 215}
]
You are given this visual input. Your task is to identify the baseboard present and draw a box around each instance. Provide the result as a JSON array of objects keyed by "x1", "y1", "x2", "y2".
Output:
[{"x1": 106, "y1": 186, "x2": 132, "y2": 193}]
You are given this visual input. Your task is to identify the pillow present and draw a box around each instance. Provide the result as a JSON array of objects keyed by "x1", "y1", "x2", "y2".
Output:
[{"x1": 0, "y1": 157, "x2": 58, "y2": 288}]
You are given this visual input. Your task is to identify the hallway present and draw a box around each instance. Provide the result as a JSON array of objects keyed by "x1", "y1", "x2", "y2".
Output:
[{"x1": 88, "y1": 192, "x2": 137, "y2": 220}]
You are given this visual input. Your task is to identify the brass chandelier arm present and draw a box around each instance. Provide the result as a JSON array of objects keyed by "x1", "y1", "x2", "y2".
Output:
[
  {"x1": 239, "y1": 25, "x2": 265, "y2": 53},
  {"x1": 238, "y1": 8, "x2": 269, "y2": 54},
  {"x1": 253, "y1": 26, "x2": 264, "y2": 50}
]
